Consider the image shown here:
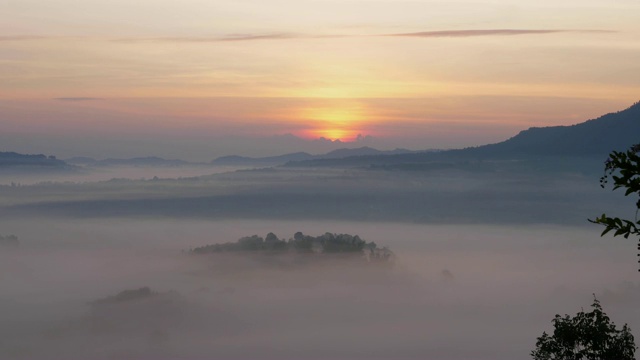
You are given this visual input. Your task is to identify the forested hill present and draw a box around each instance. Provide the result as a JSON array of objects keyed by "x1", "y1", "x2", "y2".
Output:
[
  {"x1": 0, "y1": 152, "x2": 70, "y2": 168},
  {"x1": 454, "y1": 101, "x2": 640, "y2": 158},
  {"x1": 287, "y1": 101, "x2": 640, "y2": 168}
]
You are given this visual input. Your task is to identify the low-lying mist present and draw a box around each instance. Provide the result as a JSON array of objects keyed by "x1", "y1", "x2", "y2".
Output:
[
  {"x1": 0, "y1": 164, "x2": 247, "y2": 186},
  {"x1": 0, "y1": 167, "x2": 629, "y2": 226},
  {"x1": 1, "y1": 218, "x2": 637, "y2": 360}
]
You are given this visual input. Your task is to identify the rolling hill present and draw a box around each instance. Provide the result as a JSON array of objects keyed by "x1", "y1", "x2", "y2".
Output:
[
  {"x1": 0, "y1": 152, "x2": 73, "y2": 171},
  {"x1": 456, "y1": 101, "x2": 640, "y2": 158},
  {"x1": 65, "y1": 156, "x2": 198, "y2": 167},
  {"x1": 212, "y1": 147, "x2": 417, "y2": 166},
  {"x1": 286, "y1": 101, "x2": 640, "y2": 168}
]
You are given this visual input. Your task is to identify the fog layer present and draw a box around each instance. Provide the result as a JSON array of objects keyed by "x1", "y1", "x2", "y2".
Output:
[
  {"x1": 0, "y1": 166, "x2": 628, "y2": 225},
  {"x1": 1, "y1": 219, "x2": 637, "y2": 360}
]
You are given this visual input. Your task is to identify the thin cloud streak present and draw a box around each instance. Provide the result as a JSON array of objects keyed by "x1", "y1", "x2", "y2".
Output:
[
  {"x1": 0, "y1": 36, "x2": 49, "y2": 41},
  {"x1": 120, "y1": 29, "x2": 614, "y2": 43},
  {"x1": 387, "y1": 29, "x2": 616, "y2": 38},
  {"x1": 1, "y1": 29, "x2": 615, "y2": 44},
  {"x1": 112, "y1": 33, "x2": 299, "y2": 43},
  {"x1": 54, "y1": 97, "x2": 103, "y2": 102},
  {"x1": 112, "y1": 33, "x2": 347, "y2": 43}
]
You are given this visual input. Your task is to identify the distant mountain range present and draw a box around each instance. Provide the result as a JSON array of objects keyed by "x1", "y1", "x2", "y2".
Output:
[
  {"x1": 453, "y1": 100, "x2": 640, "y2": 158},
  {"x1": 64, "y1": 148, "x2": 417, "y2": 168},
  {"x1": 0, "y1": 152, "x2": 73, "y2": 171},
  {"x1": 65, "y1": 156, "x2": 198, "y2": 167},
  {"x1": 3, "y1": 101, "x2": 638, "y2": 172},
  {"x1": 212, "y1": 147, "x2": 418, "y2": 166},
  {"x1": 286, "y1": 101, "x2": 640, "y2": 168},
  {"x1": 211, "y1": 152, "x2": 313, "y2": 166}
]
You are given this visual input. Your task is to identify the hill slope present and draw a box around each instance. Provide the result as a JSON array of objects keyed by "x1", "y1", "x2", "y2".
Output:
[
  {"x1": 458, "y1": 101, "x2": 640, "y2": 158},
  {"x1": 288, "y1": 101, "x2": 640, "y2": 168},
  {"x1": 66, "y1": 156, "x2": 196, "y2": 167},
  {"x1": 0, "y1": 152, "x2": 71, "y2": 169},
  {"x1": 212, "y1": 147, "x2": 416, "y2": 166}
]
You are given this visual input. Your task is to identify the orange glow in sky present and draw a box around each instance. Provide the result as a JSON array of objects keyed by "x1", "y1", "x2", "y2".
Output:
[
  {"x1": 302, "y1": 128, "x2": 360, "y2": 141},
  {"x1": 1, "y1": 0, "x2": 639, "y2": 159},
  {"x1": 294, "y1": 102, "x2": 371, "y2": 141}
]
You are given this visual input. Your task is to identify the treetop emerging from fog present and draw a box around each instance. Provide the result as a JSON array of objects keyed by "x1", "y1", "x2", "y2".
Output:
[{"x1": 190, "y1": 231, "x2": 394, "y2": 263}]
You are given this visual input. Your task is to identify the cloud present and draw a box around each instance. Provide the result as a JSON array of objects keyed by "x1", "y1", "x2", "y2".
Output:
[
  {"x1": 111, "y1": 33, "x2": 298, "y2": 43},
  {"x1": 113, "y1": 29, "x2": 613, "y2": 43},
  {"x1": 112, "y1": 33, "x2": 347, "y2": 43},
  {"x1": 54, "y1": 97, "x2": 102, "y2": 102},
  {"x1": 214, "y1": 33, "x2": 302, "y2": 42},
  {"x1": 0, "y1": 36, "x2": 48, "y2": 42},
  {"x1": 2, "y1": 29, "x2": 615, "y2": 44},
  {"x1": 386, "y1": 29, "x2": 615, "y2": 38}
]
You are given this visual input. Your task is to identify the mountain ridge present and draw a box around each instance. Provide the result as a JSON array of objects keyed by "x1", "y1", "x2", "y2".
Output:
[
  {"x1": 0, "y1": 151, "x2": 72, "y2": 170},
  {"x1": 65, "y1": 156, "x2": 200, "y2": 167},
  {"x1": 5, "y1": 102, "x2": 639, "y2": 171},
  {"x1": 285, "y1": 101, "x2": 640, "y2": 168},
  {"x1": 457, "y1": 101, "x2": 640, "y2": 158},
  {"x1": 212, "y1": 147, "x2": 418, "y2": 166}
]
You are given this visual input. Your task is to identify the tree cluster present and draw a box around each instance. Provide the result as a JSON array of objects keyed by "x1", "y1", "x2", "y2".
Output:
[
  {"x1": 532, "y1": 297, "x2": 636, "y2": 360},
  {"x1": 190, "y1": 232, "x2": 393, "y2": 262},
  {"x1": 531, "y1": 142, "x2": 640, "y2": 359},
  {"x1": 90, "y1": 287, "x2": 159, "y2": 306}
]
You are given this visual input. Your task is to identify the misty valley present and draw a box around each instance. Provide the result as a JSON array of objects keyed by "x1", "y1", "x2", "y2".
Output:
[
  {"x1": 0, "y1": 159, "x2": 638, "y2": 359},
  {"x1": 0, "y1": 216, "x2": 637, "y2": 360},
  {"x1": 0, "y1": 103, "x2": 639, "y2": 360},
  {"x1": 3, "y1": 0, "x2": 640, "y2": 356}
]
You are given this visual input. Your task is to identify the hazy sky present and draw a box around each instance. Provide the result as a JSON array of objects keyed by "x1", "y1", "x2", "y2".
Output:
[{"x1": 1, "y1": 0, "x2": 639, "y2": 158}]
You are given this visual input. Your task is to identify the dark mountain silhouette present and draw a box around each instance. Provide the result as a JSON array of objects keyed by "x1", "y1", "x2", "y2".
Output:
[
  {"x1": 0, "y1": 151, "x2": 72, "y2": 170},
  {"x1": 66, "y1": 156, "x2": 201, "y2": 167},
  {"x1": 286, "y1": 101, "x2": 640, "y2": 168},
  {"x1": 212, "y1": 147, "x2": 416, "y2": 166},
  {"x1": 321, "y1": 146, "x2": 415, "y2": 158},
  {"x1": 455, "y1": 101, "x2": 640, "y2": 158},
  {"x1": 212, "y1": 152, "x2": 313, "y2": 166}
]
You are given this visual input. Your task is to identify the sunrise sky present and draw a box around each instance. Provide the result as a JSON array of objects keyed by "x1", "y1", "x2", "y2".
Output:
[{"x1": 1, "y1": 0, "x2": 639, "y2": 160}]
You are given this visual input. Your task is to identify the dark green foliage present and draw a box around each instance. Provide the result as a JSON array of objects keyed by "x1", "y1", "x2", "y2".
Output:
[
  {"x1": 589, "y1": 143, "x2": 640, "y2": 240},
  {"x1": 237, "y1": 235, "x2": 266, "y2": 250},
  {"x1": 265, "y1": 232, "x2": 278, "y2": 243},
  {"x1": 318, "y1": 232, "x2": 366, "y2": 253},
  {"x1": 190, "y1": 232, "x2": 392, "y2": 262},
  {"x1": 532, "y1": 297, "x2": 636, "y2": 360},
  {"x1": 91, "y1": 287, "x2": 157, "y2": 305},
  {"x1": 291, "y1": 231, "x2": 315, "y2": 252},
  {"x1": 264, "y1": 232, "x2": 288, "y2": 250}
]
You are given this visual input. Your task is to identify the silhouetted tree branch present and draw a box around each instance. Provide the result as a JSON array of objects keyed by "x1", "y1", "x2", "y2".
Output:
[{"x1": 589, "y1": 144, "x2": 640, "y2": 267}]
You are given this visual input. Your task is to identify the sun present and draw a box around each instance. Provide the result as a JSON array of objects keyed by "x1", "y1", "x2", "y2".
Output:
[
  {"x1": 310, "y1": 128, "x2": 355, "y2": 141},
  {"x1": 322, "y1": 128, "x2": 348, "y2": 141},
  {"x1": 296, "y1": 102, "x2": 367, "y2": 141}
]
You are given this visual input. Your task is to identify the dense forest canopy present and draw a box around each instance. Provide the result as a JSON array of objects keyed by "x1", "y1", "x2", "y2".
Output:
[{"x1": 190, "y1": 232, "x2": 394, "y2": 262}]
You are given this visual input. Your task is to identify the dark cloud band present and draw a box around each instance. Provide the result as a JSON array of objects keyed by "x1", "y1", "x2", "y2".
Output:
[
  {"x1": 2, "y1": 29, "x2": 615, "y2": 44},
  {"x1": 386, "y1": 29, "x2": 615, "y2": 38},
  {"x1": 119, "y1": 29, "x2": 616, "y2": 42}
]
